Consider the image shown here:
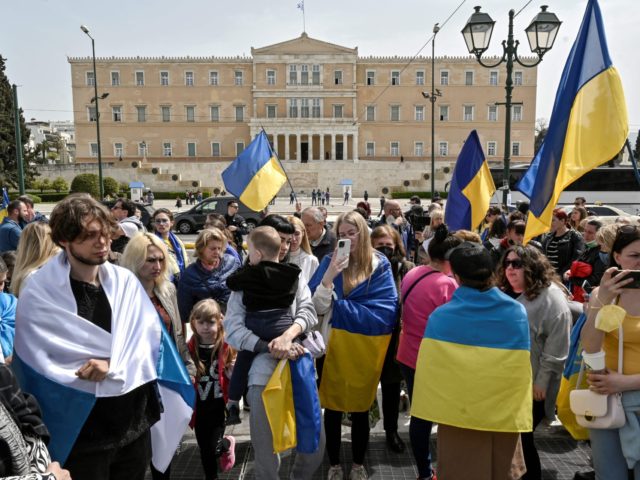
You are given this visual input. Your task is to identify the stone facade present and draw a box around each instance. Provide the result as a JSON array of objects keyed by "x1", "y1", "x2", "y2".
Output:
[{"x1": 67, "y1": 33, "x2": 538, "y2": 194}]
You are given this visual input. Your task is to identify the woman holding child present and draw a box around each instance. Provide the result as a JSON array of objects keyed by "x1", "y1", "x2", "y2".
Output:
[
  {"x1": 224, "y1": 225, "x2": 325, "y2": 479},
  {"x1": 309, "y1": 212, "x2": 398, "y2": 480}
]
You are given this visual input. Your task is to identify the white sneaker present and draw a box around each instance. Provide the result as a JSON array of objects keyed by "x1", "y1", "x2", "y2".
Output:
[
  {"x1": 349, "y1": 465, "x2": 368, "y2": 480},
  {"x1": 327, "y1": 465, "x2": 344, "y2": 480}
]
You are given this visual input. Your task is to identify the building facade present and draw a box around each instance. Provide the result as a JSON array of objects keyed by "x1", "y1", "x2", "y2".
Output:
[{"x1": 68, "y1": 33, "x2": 537, "y2": 193}]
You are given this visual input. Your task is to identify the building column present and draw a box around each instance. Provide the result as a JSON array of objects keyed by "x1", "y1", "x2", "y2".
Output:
[
  {"x1": 353, "y1": 132, "x2": 359, "y2": 163},
  {"x1": 331, "y1": 134, "x2": 336, "y2": 161},
  {"x1": 285, "y1": 134, "x2": 290, "y2": 161},
  {"x1": 296, "y1": 133, "x2": 301, "y2": 162},
  {"x1": 320, "y1": 134, "x2": 325, "y2": 160}
]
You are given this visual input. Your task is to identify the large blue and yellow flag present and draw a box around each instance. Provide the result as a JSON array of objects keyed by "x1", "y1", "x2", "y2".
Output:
[
  {"x1": 516, "y1": 0, "x2": 628, "y2": 244},
  {"x1": 0, "y1": 187, "x2": 10, "y2": 222},
  {"x1": 444, "y1": 130, "x2": 495, "y2": 231},
  {"x1": 309, "y1": 254, "x2": 398, "y2": 412},
  {"x1": 412, "y1": 286, "x2": 532, "y2": 432},
  {"x1": 221, "y1": 131, "x2": 287, "y2": 211}
]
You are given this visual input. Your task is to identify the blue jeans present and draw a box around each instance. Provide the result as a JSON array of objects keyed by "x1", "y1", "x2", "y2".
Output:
[
  {"x1": 399, "y1": 362, "x2": 434, "y2": 479},
  {"x1": 590, "y1": 417, "x2": 640, "y2": 480}
]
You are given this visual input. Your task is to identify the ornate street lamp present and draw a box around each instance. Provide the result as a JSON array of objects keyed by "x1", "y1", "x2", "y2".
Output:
[
  {"x1": 422, "y1": 23, "x2": 443, "y2": 200},
  {"x1": 462, "y1": 5, "x2": 561, "y2": 206},
  {"x1": 81, "y1": 24, "x2": 106, "y2": 200}
]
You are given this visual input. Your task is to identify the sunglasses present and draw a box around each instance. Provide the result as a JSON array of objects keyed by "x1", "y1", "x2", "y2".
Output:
[
  {"x1": 154, "y1": 218, "x2": 170, "y2": 224},
  {"x1": 504, "y1": 259, "x2": 524, "y2": 269}
]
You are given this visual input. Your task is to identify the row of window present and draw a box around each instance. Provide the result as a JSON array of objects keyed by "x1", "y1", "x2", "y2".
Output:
[
  {"x1": 85, "y1": 68, "x2": 524, "y2": 88},
  {"x1": 89, "y1": 140, "x2": 245, "y2": 158},
  {"x1": 87, "y1": 105, "x2": 246, "y2": 123},
  {"x1": 88, "y1": 102, "x2": 523, "y2": 123},
  {"x1": 363, "y1": 141, "x2": 521, "y2": 157},
  {"x1": 89, "y1": 139, "x2": 522, "y2": 159},
  {"x1": 86, "y1": 70, "x2": 245, "y2": 87}
]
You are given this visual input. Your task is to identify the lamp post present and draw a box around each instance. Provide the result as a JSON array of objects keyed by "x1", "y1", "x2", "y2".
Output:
[
  {"x1": 81, "y1": 24, "x2": 105, "y2": 200},
  {"x1": 422, "y1": 23, "x2": 442, "y2": 200},
  {"x1": 461, "y1": 5, "x2": 561, "y2": 207}
]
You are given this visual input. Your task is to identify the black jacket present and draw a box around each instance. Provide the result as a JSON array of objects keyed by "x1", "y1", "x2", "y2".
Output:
[
  {"x1": 310, "y1": 228, "x2": 337, "y2": 263},
  {"x1": 569, "y1": 244, "x2": 606, "y2": 288},
  {"x1": 542, "y1": 229, "x2": 585, "y2": 277}
]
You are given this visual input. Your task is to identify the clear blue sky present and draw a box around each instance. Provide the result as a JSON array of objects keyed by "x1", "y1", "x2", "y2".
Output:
[{"x1": 3, "y1": 0, "x2": 639, "y2": 132}]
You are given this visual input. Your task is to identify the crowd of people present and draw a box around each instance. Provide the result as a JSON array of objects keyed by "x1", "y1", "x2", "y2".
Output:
[{"x1": 0, "y1": 191, "x2": 639, "y2": 480}]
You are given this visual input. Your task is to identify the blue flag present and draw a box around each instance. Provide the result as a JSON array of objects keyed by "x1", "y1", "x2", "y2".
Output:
[{"x1": 444, "y1": 130, "x2": 495, "y2": 231}]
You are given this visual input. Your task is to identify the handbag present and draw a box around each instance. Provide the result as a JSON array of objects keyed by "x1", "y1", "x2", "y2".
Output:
[{"x1": 569, "y1": 320, "x2": 625, "y2": 429}]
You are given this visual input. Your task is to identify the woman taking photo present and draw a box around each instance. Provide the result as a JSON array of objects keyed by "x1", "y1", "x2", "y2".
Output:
[
  {"x1": 309, "y1": 212, "x2": 398, "y2": 480},
  {"x1": 152, "y1": 208, "x2": 189, "y2": 283},
  {"x1": 370, "y1": 224, "x2": 415, "y2": 454},
  {"x1": 396, "y1": 225, "x2": 460, "y2": 480},
  {"x1": 287, "y1": 215, "x2": 319, "y2": 281},
  {"x1": 497, "y1": 245, "x2": 572, "y2": 480},
  {"x1": 178, "y1": 228, "x2": 241, "y2": 321},
  {"x1": 121, "y1": 233, "x2": 197, "y2": 479},
  {"x1": 581, "y1": 225, "x2": 640, "y2": 479}
]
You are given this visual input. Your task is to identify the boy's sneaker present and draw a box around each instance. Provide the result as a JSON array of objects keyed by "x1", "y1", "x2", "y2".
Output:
[
  {"x1": 349, "y1": 465, "x2": 368, "y2": 480},
  {"x1": 219, "y1": 435, "x2": 236, "y2": 472},
  {"x1": 226, "y1": 405, "x2": 241, "y2": 426},
  {"x1": 327, "y1": 465, "x2": 344, "y2": 480}
]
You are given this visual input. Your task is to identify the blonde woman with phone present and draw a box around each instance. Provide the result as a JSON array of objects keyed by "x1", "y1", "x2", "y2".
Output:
[{"x1": 309, "y1": 212, "x2": 398, "y2": 480}]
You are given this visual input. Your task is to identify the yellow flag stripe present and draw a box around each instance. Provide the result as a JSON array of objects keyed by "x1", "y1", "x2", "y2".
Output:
[
  {"x1": 239, "y1": 156, "x2": 287, "y2": 211},
  {"x1": 462, "y1": 161, "x2": 496, "y2": 230}
]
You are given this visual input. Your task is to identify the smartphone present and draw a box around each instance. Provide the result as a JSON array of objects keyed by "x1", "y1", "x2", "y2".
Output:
[
  {"x1": 336, "y1": 239, "x2": 351, "y2": 265},
  {"x1": 613, "y1": 270, "x2": 640, "y2": 289}
]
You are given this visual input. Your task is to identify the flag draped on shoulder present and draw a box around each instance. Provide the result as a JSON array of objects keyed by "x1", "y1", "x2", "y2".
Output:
[
  {"x1": 221, "y1": 131, "x2": 287, "y2": 211},
  {"x1": 411, "y1": 286, "x2": 532, "y2": 432},
  {"x1": 0, "y1": 187, "x2": 9, "y2": 222},
  {"x1": 12, "y1": 252, "x2": 194, "y2": 471},
  {"x1": 516, "y1": 0, "x2": 628, "y2": 244},
  {"x1": 444, "y1": 130, "x2": 495, "y2": 231},
  {"x1": 308, "y1": 254, "x2": 398, "y2": 412}
]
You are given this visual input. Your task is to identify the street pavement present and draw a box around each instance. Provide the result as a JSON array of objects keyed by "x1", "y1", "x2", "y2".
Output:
[{"x1": 145, "y1": 404, "x2": 592, "y2": 480}]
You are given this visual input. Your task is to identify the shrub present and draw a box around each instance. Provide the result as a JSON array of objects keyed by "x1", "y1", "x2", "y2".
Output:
[
  {"x1": 51, "y1": 177, "x2": 69, "y2": 193},
  {"x1": 38, "y1": 192, "x2": 69, "y2": 202},
  {"x1": 8, "y1": 192, "x2": 42, "y2": 203},
  {"x1": 390, "y1": 191, "x2": 448, "y2": 200},
  {"x1": 103, "y1": 177, "x2": 120, "y2": 197},
  {"x1": 70, "y1": 173, "x2": 100, "y2": 198}
]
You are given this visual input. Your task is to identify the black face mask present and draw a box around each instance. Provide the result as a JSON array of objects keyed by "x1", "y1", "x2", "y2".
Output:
[{"x1": 375, "y1": 245, "x2": 394, "y2": 260}]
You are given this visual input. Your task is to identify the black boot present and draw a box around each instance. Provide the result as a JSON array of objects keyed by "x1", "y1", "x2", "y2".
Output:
[{"x1": 385, "y1": 431, "x2": 406, "y2": 453}]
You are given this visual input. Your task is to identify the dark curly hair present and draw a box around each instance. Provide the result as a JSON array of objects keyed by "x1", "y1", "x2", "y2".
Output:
[{"x1": 496, "y1": 244, "x2": 559, "y2": 300}]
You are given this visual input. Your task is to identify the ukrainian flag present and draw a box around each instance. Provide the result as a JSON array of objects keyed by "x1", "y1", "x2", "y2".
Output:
[
  {"x1": 516, "y1": 0, "x2": 628, "y2": 244},
  {"x1": 444, "y1": 130, "x2": 496, "y2": 231},
  {"x1": 221, "y1": 131, "x2": 287, "y2": 211},
  {"x1": 309, "y1": 254, "x2": 398, "y2": 412},
  {"x1": 0, "y1": 187, "x2": 9, "y2": 222},
  {"x1": 412, "y1": 286, "x2": 532, "y2": 432}
]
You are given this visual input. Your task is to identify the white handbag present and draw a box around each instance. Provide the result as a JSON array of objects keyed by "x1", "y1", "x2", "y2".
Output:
[{"x1": 570, "y1": 322, "x2": 626, "y2": 429}]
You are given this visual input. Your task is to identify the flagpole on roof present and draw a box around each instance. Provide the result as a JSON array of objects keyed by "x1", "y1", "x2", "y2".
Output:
[
  {"x1": 259, "y1": 126, "x2": 297, "y2": 204},
  {"x1": 297, "y1": 1, "x2": 306, "y2": 33}
]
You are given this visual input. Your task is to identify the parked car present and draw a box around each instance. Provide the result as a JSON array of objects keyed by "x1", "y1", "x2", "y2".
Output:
[
  {"x1": 561, "y1": 204, "x2": 640, "y2": 225},
  {"x1": 102, "y1": 200, "x2": 155, "y2": 230},
  {"x1": 173, "y1": 196, "x2": 263, "y2": 234}
]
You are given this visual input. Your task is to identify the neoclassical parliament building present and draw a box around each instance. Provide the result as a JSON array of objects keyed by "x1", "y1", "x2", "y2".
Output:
[{"x1": 68, "y1": 33, "x2": 537, "y2": 193}]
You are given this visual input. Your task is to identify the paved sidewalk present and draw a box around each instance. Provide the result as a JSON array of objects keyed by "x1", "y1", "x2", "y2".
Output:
[{"x1": 147, "y1": 409, "x2": 592, "y2": 479}]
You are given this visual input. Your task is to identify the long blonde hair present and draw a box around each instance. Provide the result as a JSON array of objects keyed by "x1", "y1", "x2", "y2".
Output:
[
  {"x1": 334, "y1": 211, "x2": 374, "y2": 295},
  {"x1": 120, "y1": 233, "x2": 170, "y2": 296},
  {"x1": 189, "y1": 299, "x2": 228, "y2": 377},
  {"x1": 287, "y1": 215, "x2": 312, "y2": 254},
  {"x1": 12, "y1": 222, "x2": 60, "y2": 297}
]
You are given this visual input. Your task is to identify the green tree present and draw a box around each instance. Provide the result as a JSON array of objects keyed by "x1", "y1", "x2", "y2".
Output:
[
  {"x1": 51, "y1": 177, "x2": 68, "y2": 193},
  {"x1": 534, "y1": 118, "x2": 548, "y2": 156},
  {"x1": 103, "y1": 177, "x2": 119, "y2": 197},
  {"x1": 40, "y1": 178, "x2": 51, "y2": 192},
  {"x1": 0, "y1": 55, "x2": 39, "y2": 187},
  {"x1": 70, "y1": 173, "x2": 100, "y2": 198},
  {"x1": 634, "y1": 129, "x2": 640, "y2": 160},
  {"x1": 119, "y1": 181, "x2": 129, "y2": 195}
]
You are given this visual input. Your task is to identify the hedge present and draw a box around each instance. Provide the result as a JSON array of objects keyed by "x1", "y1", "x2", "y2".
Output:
[
  {"x1": 8, "y1": 193, "x2": 42, "y2": 203},
  {"x1": 390, "y1": 191, "x2": 448, "y2": 200},
  {"x1": 150, "y1": 191, "x2": 212, "y2": 200},
  {"x1": 38, "y1": 193, "x2": 69, "y2": 202}
]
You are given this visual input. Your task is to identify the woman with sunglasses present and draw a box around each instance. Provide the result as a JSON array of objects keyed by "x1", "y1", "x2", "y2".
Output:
[
  {"x1": 120, "y1": 233, "x2": 196, "y2": 480},
  {"x1": 497, "y1": 246, "x2": 572, "y2": 480},
  {"x1": 152, "y1": 208, "x2": 189, "y2": 284},
  {"x1": 581, "y1": 225, "x2": 640, "y2": 479}
]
